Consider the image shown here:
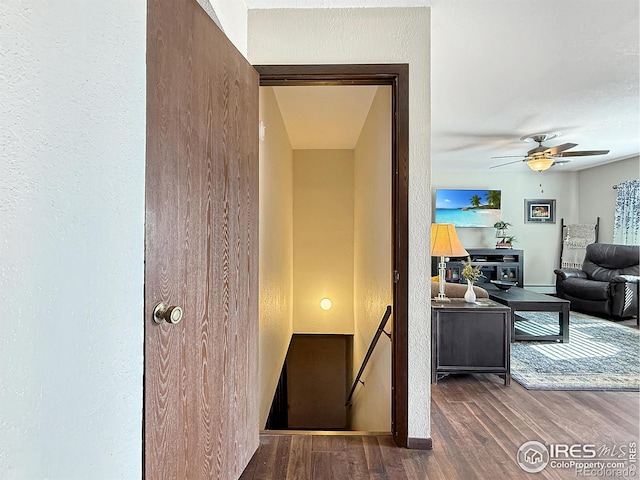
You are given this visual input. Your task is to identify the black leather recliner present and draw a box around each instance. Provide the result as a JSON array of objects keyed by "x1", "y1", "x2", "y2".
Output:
[{"x1": 554, "y1": 243, "x2": 639, "y2": 320}]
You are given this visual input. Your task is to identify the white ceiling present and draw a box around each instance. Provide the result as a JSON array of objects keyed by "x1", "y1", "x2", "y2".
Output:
[
  {"x1": 272, "y1": 86, "x2": 379, "y2": 149},
  {"x1": 249, "y1": 0, "x2": 640, "y2": 172}
]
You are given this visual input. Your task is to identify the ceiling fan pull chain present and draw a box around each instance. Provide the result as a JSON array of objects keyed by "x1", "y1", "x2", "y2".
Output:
[{"x1": 539, "y1": 171, "x2": 544, "y2": 193}]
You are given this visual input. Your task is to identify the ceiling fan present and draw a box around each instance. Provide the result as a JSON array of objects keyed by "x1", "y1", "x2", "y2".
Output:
[{"x1": 490, "y1": 132, "x2": 610, "y2": 172}]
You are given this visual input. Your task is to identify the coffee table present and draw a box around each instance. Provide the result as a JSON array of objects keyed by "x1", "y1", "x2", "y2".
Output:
[{"x1": 486, "y1": 286, "x2": 570, "y2": 343}]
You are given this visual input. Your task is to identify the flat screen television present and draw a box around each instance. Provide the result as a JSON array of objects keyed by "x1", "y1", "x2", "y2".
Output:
[{"x1": 435, "y1": 189, "x2": 501, "y2": 227}]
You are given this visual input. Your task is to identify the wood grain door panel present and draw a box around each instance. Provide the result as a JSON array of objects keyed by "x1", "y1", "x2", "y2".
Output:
[{"x1": 145, "y1": 0, "x2": 259, "y2": 478}]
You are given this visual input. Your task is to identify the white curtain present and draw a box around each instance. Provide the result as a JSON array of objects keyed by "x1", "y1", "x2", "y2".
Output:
[{"x1": 613, "y1": 179, "x2": 640, "y2": 245}]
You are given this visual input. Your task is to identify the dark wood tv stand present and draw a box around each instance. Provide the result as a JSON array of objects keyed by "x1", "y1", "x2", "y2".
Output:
[{"x1": 440, "y1": 248, "x2": 524, "y2": 287}]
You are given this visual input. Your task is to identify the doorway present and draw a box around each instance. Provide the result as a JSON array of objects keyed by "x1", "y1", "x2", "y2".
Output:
[{"x1": 256, "y1": 65, "x2": 409, "y2": 446}]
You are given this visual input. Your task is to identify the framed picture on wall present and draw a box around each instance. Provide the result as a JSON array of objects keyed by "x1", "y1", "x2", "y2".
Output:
[{"x1": 525, "y1": 199, "x2": 556, "y2": 223}]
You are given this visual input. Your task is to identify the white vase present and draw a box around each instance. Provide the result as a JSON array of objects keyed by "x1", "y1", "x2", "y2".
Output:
[{"x1": 464, "y1": 280, "x2": 476, "y2": 303}]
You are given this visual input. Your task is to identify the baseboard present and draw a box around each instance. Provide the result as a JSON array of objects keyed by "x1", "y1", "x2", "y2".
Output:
[
  {"x1": 407, "y1": 437, "x2": 433, "y2": 450},
  {"x1": 524, "y1": 285, "x2": 556, "y2": 294}
]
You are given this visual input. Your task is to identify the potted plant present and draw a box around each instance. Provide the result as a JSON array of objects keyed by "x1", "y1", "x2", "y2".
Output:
[
  {"x1": 494, "y1": 221, "x2": 513, "y2": 248},
  {"x1": 461, "y1": 261, "x2": 482, "y2": 303}
]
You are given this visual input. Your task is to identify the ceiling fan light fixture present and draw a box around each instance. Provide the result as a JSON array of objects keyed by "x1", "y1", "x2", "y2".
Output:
[{"x1": 526, "y1": 156, "x2": 554, "y2": 172}]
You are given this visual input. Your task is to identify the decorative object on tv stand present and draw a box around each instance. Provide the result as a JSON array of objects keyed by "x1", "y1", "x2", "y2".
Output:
[
  {"x1": 430, "y1": 223, "x2": 468, "y2": 302},
  {"x1": 461, "y1": 261, "x2": 482, "y2": 303},
  {"x1": 494, "y1": 221, "x2": 514, "y2": 248}
]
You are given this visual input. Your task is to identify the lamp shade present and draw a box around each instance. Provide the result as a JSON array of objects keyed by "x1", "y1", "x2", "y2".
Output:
[
  {"x1": 526, "y1": 156, "x2": 554, "y2": 172},
  {"x1": 430, "y1": 223, "x2": 469, "y2": 258}
]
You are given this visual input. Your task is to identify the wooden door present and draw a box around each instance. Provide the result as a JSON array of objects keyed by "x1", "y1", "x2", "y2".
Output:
[
  {"x1": 286, "y1": 335, "x2": 352, "y2": 430},
  {"x1": 145, "y1": 0, "x2": 259, "y2": 478}
]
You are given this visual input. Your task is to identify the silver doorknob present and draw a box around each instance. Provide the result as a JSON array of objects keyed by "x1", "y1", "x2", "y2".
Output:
[{"x1": 153, "y1": 303, "x2": 183, "y2": 325}]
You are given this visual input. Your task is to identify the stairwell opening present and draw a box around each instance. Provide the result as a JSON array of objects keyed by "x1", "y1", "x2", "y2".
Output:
[{"x1": 258, "y1": 82, "x2": 394, "y2": 433}]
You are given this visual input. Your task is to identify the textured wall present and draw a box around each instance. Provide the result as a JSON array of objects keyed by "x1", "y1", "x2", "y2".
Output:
[
  {"x1": 248, "y1": 7, "x2": 432, "y2": 439},
  {"x1": 293, "y1": 150, "x2": 355, "y2": 334},
  {"x1": 578, "y1": 156, "x2": 640, "y2": 243},
  {"x1": 434, "y1": 158, "x2": 640, "y2": 289},
  {"x1": 0, "y1": 2, "x2": 145, "y2": 478},
  {"x1": 207, "y1": 0, "x2": 248, "y2": 55},
  {"x1": 432, "y1": 171, "x2": 580, "y2": 292},
  {"x1": 258, "y1": 87, "x2": 295, "y2": 426},
  {"x1": 351, "y1": 87, "x2": 393, "y2": 431}
]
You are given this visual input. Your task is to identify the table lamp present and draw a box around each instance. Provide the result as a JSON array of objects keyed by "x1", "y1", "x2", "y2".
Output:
[{"x1": 431, "y1": 223, "x2": 469, "y2": 301}]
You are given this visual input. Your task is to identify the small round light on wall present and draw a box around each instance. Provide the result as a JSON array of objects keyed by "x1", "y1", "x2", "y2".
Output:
[{"x1": 320, "y1": 298, "x2": 332, "y2": 311}]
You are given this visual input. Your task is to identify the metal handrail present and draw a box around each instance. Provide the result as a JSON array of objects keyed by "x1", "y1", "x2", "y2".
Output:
[{"x1": 345, "y1": 305, "x2": 392, "y2": 407}]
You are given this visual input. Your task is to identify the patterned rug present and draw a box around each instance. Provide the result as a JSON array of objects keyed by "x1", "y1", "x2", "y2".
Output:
[{"x1": 510, "y1": 311, "x2": 640, "y2": 391}]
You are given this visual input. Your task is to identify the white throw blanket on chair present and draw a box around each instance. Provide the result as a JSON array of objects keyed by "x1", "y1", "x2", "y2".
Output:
[{"x1": 561, "y1": 223, "x2": 597, "y2": 269}]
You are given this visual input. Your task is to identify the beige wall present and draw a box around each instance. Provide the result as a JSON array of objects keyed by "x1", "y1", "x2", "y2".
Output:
[
  {"x1": 258, "y1": 87, "x2": 294, "y2": 426},
  {"x1": 432, "y1": 171, "x2": 579, "y2": 292},
  {"x1": 578, "y1": 156, "x2": 640, "y2": 243},
  {"x1": 249, "y1": 7, "x2": 432, "y2": 440},
  {"x1": 351, "y1": 87, "x2": 393, "y2": 431},
  {"x1": 293, "y1": 150, "x2": 355, "y2": 334}
]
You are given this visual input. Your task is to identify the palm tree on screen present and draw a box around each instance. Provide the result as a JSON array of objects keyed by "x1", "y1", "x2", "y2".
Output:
[
  {"x1": 485, "y1": 190, "x2": 501, "y2": 208},
  {"x1": 470, "y1": 195, "x2": 482, "y2": 208}
]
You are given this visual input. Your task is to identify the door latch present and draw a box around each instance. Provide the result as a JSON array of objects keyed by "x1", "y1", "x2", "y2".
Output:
[{"x1": 153, "y1": 303, "x2": 184, "y2": 325}]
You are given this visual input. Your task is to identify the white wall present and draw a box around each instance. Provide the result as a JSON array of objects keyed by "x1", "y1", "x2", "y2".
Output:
[
  {"x1": 432, "y1": 171, "x2": 579, "y2": 291},
  {"x1": 258, "y1": 87, "x2": 295, "y2": 427},
  {"x1": 351, "y1": 87, "x2": 393, "y2": 431},
  {"x1": 0, "y1": 2, "x2": 145, "y2": 478},
  {"x1": 198, "y1": 0, "x2": 249, "y2": 56},
  {"x1": 248, "y1": 7, "x2": 432, "y2": 440},
  {"x1": 293, "y1": 150, "x2": 355, "y2": 334},
  {"x1": 578, "y1": 156, "x2": 640, "y2": 243}
]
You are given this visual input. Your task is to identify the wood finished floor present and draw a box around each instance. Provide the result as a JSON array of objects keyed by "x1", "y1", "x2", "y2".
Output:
[{"x1": 240, "y1": 374, "x2": 639, "y2": 479}]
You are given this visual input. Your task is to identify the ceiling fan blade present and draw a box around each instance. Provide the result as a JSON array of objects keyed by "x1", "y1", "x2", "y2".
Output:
[
  {"x1": 553, "y1": 150, "x2": 610, "y2": 158},
  {"x1": 490, "y1": 155, "x2": 525, "y2": 159},
  {"x1": 551, "y1": 160, "x2": 571, "y2": 166},
  {"x1": 490, "y1": 159, "x2": 524, "y2": 169},
  {"x1": 545, "y1": 143, "x2": 578, "y2": 155}
]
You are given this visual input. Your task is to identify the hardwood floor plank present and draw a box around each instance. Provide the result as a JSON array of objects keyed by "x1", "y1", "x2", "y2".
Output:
[
  {"x1": 429, "y1": 402, "x2": 486, "y2": 479},
  {"x1": 239, "y1": 435, "x2": 291, "y2": 479},
  {"x1": 312, "y1": 434, "x2": 348, "y2": 452},
  {"x1": 344, "y1": 435, "x2": 371, "y2": 480},
  {"x1": 311, "y1": 451, "x2": 349, "y2": 480},
  {"x1": 238, "y1": 435, "x2": 275, "y2": 480},
  {"x1": 362, "y1": 435, "x2": 390, "y2": 479},
  {"x1": 575, "y1": 391, "x2": 640, "y2": 436},
  {"x1": 242, "y1": 375, "x2": 639, "y2": 479},
  {"x1": 286, "y1": 435, "x2": 313, "y2": 479},
  {"x1": 377, "y1": 435, "x2": 409, "y2": 478},
  {"x1": 400, "y1": 451, "x2": 439, "y2": 480},
  {"x1": 272, "y1": 435, "x2": 292, "y2": 479}
]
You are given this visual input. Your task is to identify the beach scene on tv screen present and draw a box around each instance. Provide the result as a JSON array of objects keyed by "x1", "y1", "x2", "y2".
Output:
[{"x1": 435, "y1": 189, "x2": 501, "y2": 227}]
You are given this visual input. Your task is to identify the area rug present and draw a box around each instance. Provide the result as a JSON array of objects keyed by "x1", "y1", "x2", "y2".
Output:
[{"x1": 510, "y1": 311, "x2": 640, "y2": 391}]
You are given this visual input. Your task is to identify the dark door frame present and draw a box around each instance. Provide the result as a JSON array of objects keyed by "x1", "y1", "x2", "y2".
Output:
[{"x1": 255, "y1": 64, "x2": 409, "y2": 447}]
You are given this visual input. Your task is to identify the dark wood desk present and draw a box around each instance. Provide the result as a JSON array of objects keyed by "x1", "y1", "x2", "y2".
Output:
[{"x1": 486, "y1": 286, "x2": 570, "y2": 343}]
